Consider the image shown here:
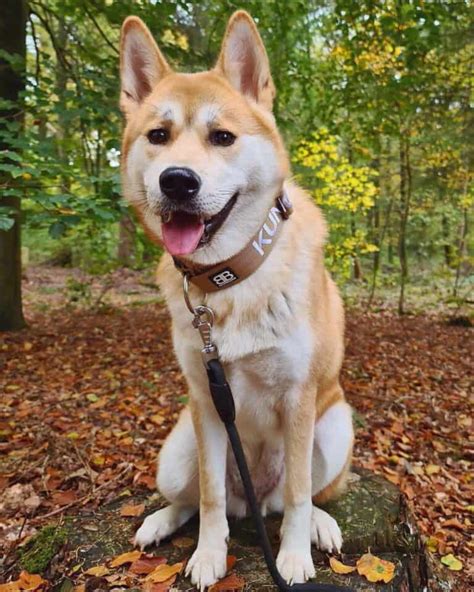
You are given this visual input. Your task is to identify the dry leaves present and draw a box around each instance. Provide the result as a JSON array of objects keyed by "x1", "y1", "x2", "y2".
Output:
[
  {"x1": 120, "y1": 503, "x2": 145, "y2": 517},
  {"x1": 109, "y1": 550, "x2": 142, "y2": 567},
  {"x1": 0, "y1": 572, "x2": 47, "y2": 592},
  {"x1": 329, "y1": 557, "x2": 356, "y2": 574},
  {"x1": 129, "y1": 555, "x2": 167, "y2": 575},
  {"x1": 1, "y1": 274, "x2": 471, "y2": 589},
  {"x1": 84, "y1": 565, "x2": 110, "y2": 577},
  {"x1": 441, "y1": 553, "x2": 463, "y2": 571},
  {"x1": 209, "y1": 573, "x2": 245, "y2": 592},
  {"x1": 145, "y1": 562, "x2": 184, "y2": 583},
  {"x1": 356, "y1": 552, "x2": 395, "y2": 583}
]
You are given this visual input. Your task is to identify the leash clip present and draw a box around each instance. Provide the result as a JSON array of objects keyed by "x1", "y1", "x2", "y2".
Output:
[{"x1": 183, "y1": 274, "x2": 219, "y2": 367}]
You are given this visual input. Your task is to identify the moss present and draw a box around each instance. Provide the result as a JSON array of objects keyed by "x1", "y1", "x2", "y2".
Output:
[{"x1": 19, "y1": 525, "x2": 68, "y2": 574}]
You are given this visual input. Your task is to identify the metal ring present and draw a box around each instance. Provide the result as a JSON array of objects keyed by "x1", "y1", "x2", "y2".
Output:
[
  {"x1": 183, "y1": 273, "x2": 196, "y2": 315},
  {"x1": 194, "y1": 305, "x2": 215, "y2": 326}
]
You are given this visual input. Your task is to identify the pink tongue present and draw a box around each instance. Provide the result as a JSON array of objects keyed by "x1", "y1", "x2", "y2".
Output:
[{"x1": 161, "y1": 212, "x2": 204, "y2": 256}]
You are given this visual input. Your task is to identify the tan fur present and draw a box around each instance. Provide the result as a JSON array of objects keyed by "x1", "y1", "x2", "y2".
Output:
[{"x1": 122, "y1": 11, "x2": 353, "y2": 587}]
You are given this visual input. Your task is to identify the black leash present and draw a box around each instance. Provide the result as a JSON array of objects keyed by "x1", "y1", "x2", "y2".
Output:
[
  {"x1": 206, "y1": 359, "x2": 353, "y2": 592},
  {"x1": 183, "y1": 276, "x2": 353, "y2": 592}
]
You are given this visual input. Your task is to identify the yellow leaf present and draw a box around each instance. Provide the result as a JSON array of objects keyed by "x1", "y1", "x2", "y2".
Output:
[
  {"x1": 109, "y1": 550, "x2": 142, "y2": 567},
  {"x1": 426, "y1": 536, "x2": 439, "y2": 553},
  {"x1": 329, "y1": 557, "x2": 356, "y2": 574},
  {"x1": 441, "y1": 554, "x2": 463, "y2": 571},
  {"x1": 84, "y1": 565, "x2": 110, "y2": 576},
  {"x1": 146, "y1": 562, "x2": 183, "y2": 583},
  {"x1": 356, "y1": 552, "x2": 395, "y2": 583},
  {"x1": 425, "y1": 464, "x2": 441, "y2": 475}
]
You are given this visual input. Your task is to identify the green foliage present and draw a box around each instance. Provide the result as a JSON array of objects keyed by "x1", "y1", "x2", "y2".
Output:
[
  {"x1": 0, "y1": 0, "x2": 471, "y2": 305},
  {"x1": 19, "y1": 524, "x2": 68, "y2": 574}
]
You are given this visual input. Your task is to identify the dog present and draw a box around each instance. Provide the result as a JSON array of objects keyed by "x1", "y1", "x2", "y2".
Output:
[{"x1": 119, "y1": 10, "x2": 354, "y2": 589}]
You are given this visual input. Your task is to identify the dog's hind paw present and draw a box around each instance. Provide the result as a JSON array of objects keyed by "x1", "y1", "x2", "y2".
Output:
[
  {"x1": 134, "y1": 504, "x2": 195, "y2": 550},
  {"x1": 276, "y1": 548, "x2": 315, "y2": 584},
  {"x1": 310, "y1": 505, "x2": 342, "y2": 553},
  {"x1": 185, "y1": 546, "x2": 227, "y2": 591}
]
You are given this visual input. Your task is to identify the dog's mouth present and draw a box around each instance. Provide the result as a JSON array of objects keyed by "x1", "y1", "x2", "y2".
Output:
[{"x1": 160, "y1": 193, "x2": 238, "y2": 257}]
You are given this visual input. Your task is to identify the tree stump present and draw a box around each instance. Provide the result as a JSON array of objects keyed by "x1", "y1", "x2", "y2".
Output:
[{"x1": 17, "y1": 470, "x2": 453, "y2": 591}]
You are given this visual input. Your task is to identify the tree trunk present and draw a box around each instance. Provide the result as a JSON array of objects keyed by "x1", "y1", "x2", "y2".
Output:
[
  {"x1": 441, "y1": 212, "x2": 452, "y2": 267},
  {"x1": 453, "y1": 207, "x2": 468, "y2": 297},
  {"x1": 117, "y1": 214, "x2": 136, "y2": 267},
  {"x1": 0, "y1": 0, "x2": 27, "y2": 331},
  {"x1": 397, "y1": 136, "x2": 411, "y2": 315}
]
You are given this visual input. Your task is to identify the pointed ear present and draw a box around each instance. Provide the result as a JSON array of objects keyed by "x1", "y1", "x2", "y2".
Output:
[
  {"x1": 215, "y1": 11, "x2": 275, "y2": 110},
  {"x1": 120, "y1": 17, "x2": 171, "y2": 117}
]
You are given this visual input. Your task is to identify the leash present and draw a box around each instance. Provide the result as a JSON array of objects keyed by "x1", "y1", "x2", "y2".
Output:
[{"x1": 183, "y1": 275, "x2": 353, "y2": 592}]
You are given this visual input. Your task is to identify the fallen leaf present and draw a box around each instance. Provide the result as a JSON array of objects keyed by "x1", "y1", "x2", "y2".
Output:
[
  {"x1": 356, "y1": 552, "x2": 395, "y2": 583},
  {"x1": 109, "y1": 550, "x2": 142, "y2": 567},
  {"x1": 145, "y1": 562, "x2": 184, "y2": 583},
  {"x1": 18, "y1": 571, "x2": 47, "y2": 591},
  {"x1": 120, "y1": 502, "x2": 145, "y2": 517},
  {"x1": 425, "y1": 464, "x2": 441, "y2": 475},
  {"x1": 426, "y1": 536, "x2": 439, "y2": 553},
  {"x1": 208, "y1": 573, "x2": 245, "y2": 592},
  {"x1": 226, "y1": 555, "x2": 237, "y2": 572},
  {"x1": 329, "y1": 557, "x2": 356, "y2": 574},
  {"x1": 142, "y1": 575, "x2": 177, "y2": 592},
  {"x1": 171, "y1": 536, "x2": 195, "y2": 549},
  {"x1": 129, "y1": 555, "x2": 167, "y2": 575},
  {"x1": 84, "y1": 565, "x2": 110, "y2": 576},
  {"x1": 442, "y1": 518, "x2": 464, "y2": 531},
  {"x1": 441, "y1": 554, "x2": 463, "y2": 571},
  {"x1": 0, "y1": 583, "x2": 20, "y2": 592},
  {"x1": 52, "y1": 489, "x2": 77, "y2": 506}
]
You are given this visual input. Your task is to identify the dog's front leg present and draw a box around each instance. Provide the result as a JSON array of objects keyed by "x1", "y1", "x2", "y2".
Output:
[
  {"x1": 185, "y1": 394, "x2": 229, "y2": 590},
  {"x1": 277, "y1": 387, "x2": 316, "y2": 584}
]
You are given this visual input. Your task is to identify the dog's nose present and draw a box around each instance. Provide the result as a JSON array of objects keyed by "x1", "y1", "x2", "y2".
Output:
[{"x1": 159, "y1": 167, "x2": 201, "y2": 201}]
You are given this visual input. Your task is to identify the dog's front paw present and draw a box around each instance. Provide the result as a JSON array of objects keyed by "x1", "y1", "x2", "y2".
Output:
[
  {"x1": 310, "y1": 506, "x2": 342, "y2": 553},
  {"x1": 185, "y1": 546, "x2": 227, "y2": 590},
  {"x1": 134, "y1": 505, "x2": 192, "y2": 550},
  {"x1": 276, "y1": 548, "x2": 315, "y2": 584}
]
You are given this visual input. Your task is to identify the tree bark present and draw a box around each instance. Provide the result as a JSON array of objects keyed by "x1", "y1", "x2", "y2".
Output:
[
  {"x1": 117, "y1": 214, "x2": 136, "y2": 267},
  {"x1": 0, "y1": 0, "x2": 27, "y2": 331},
  {"x1": 398, "y1": 136, "x2": 411, "y2": 315}
]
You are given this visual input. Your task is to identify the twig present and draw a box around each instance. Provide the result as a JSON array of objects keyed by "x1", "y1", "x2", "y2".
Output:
[{"x1": 32, "y1": 464, "x2": 132, "y2": 522}]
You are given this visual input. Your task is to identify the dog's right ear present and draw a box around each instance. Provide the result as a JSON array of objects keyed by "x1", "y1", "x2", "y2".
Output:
[{"x1": 120, "y1": 17, "x2": 170, "y2": 118}]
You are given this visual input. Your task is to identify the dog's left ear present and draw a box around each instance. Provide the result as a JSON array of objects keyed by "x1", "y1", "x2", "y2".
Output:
[{"x1": 215, "y1": 11, "x2": 275, "y2": 110}]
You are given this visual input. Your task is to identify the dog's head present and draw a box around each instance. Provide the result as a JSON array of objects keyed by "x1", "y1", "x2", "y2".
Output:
[{"x1": 120, "y1": 11, "x2": 289, "y2": 263}]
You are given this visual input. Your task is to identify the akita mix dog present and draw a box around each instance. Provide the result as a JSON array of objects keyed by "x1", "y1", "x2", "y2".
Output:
[{"x1": 119, "y1": 11, "x2": 354, "y2": 589}]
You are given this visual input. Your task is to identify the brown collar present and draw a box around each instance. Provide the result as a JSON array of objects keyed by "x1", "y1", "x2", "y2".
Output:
[{"x1": 173, "y1": 192, "x2": 293, "y2": 292}]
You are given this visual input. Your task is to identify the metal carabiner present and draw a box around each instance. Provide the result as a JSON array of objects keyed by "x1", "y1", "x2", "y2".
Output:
[{"x1": 182, "y1": 274, "x2": 219, "y2": 367}]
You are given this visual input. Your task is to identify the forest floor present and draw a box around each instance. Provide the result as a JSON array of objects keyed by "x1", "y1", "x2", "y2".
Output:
[{"x1": 1, "y1": 266, "x2": 472, "y2": 589}]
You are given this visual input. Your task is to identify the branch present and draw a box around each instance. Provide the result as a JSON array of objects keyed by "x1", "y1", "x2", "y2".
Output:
[{"x1": 84, "y1": 6, "x2": 120, "y2": 56}]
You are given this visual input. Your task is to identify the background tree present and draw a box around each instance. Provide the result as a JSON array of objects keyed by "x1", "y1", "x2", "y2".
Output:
[{"x1": 0, "y1": 0, "x2": 28, "y2": 330}]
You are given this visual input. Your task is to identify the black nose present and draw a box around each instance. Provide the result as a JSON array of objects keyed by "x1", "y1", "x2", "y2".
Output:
[{"x1": 159, "y1": 167, "x2": 201, "y2": 201}]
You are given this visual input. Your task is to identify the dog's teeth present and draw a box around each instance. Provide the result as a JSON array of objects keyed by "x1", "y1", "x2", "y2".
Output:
[{"x1": 161, "y1": 212, "x2": 172, "y2": 224}]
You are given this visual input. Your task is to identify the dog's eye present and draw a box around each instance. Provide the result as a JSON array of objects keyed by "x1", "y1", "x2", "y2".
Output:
[
  {"x1": 147, "y1": 128, "x2": 169, "y2": 145},
  {"x1": 209, "y1": 130, "x2": 236, "y2": 147}
]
